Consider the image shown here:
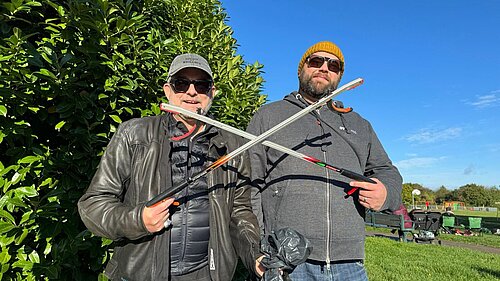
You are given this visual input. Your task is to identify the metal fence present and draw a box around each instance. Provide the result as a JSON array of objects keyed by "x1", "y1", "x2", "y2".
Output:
[{"x1": 411, "y1": 204, "x2": 498, "y2": 212}]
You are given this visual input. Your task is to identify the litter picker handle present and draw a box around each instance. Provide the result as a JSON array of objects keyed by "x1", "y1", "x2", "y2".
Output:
[
  {"x1": 146, "y1": 181, "x2": 189, "y2": 207},
  {"x1": 340, "y1": 170, "x2": 375, "y2": 184}
]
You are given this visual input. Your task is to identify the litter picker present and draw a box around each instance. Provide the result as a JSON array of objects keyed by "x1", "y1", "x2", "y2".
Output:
[
  {"x1": 146, "y1": 78, "x2": 364, "y2": 207},
  {"x1": 160, "y1": 102, "x2": 375, "y2": 187}
]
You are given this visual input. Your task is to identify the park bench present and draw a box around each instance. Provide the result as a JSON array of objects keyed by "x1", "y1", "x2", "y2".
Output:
[{"x1": 365, "y1": 211, "x2": 414, "y2": 242}]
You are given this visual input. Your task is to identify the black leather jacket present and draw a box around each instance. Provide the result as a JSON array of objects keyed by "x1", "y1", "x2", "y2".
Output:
[{"x1": 78, "y1": 114, "x2": 260, "y2": 281}]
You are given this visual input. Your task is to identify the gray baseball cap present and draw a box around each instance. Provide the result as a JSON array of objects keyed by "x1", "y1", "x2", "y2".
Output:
[{"x1": 167, "y1": 53, "x2": 213, "y2": 80}]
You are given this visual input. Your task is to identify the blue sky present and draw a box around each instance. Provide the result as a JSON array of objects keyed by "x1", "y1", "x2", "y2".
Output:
[{"x1": 221, "y1": 0, "x2": 500, "y2": 190}]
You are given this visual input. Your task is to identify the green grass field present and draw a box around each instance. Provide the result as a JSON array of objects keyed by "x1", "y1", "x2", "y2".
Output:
[
  {"x1": 366, "y1": 225, "x2": 500, "y2": 248},
  {"x1": 234, "y1": 229, "x2": 500, "y2": 281},
  {"x1": 451, "y1": 209, "x2": 500, "y2": 218},
  {"x1": 366, "y1": 212, "x2": 500, "y2": 281},
  {"x1": 365, "y1": 236, "x2": 500, "y2": 281},
  {"x1": 439, "y1": 233, "x2": 500, "y2": 248},
  {"x1": 237, "y1": 211, "x2": 500, "y2": 281}
]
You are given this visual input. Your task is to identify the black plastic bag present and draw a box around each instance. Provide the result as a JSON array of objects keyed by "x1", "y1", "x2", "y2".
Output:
[{"x1": 260, "y1": 227, "x2": 312, "y2": 281}]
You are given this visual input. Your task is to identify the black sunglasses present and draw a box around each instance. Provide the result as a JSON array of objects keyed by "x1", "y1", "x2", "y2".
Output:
[
  {"x1": 306, "y1": 55, "x2": 343, "y2": 73},
  {"x1": 169, "y1": 78, "x2": 213, "y2": 94}
]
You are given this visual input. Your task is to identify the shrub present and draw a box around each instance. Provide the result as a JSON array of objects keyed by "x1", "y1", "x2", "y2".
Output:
[{"x1": 0, "y1": 0, "x2": 265, "y2": 279}]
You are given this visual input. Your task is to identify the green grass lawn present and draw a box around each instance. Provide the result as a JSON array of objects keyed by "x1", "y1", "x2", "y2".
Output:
[
  {"x1": 451, "y1": 209, "x2": 499, "y2": 218},
  {"x1": 365, "y1": 236, "x2": 500, "y2": 281},
  {"x1": 439, "y1": 233, "x2": 500, "y2": 248},
  {"x1": 234, "y1": 230, "x2": 500, "y2": 281},
  {"x1": 366, "y1": 226, "x2": 500, "y2": 248}
]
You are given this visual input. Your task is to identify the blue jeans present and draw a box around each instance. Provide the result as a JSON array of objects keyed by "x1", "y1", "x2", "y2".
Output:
[{"x1": 289, "y1": 260, "x2": 368, "y2": 281}]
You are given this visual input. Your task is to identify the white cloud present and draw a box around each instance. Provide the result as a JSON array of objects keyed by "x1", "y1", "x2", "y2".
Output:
[
  {"x1": 467, "y1": 90, "x2": 500, "y2": 109},
  {"x1": 463, "y1": 164, "x2": 475, "y2": 175},
  {"x1": 404, "y1": 127, "x2": 462, "y2": 144},
  {"x1": 395, "y1": 157, "x2": 446, "y2": 170}
]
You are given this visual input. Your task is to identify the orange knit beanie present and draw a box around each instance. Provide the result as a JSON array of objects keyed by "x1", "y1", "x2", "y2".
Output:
[{"x1": 297, "y1": 41, "x2": 345, "y2": 75}]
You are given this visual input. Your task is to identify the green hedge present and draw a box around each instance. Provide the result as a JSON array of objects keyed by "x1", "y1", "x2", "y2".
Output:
[{"x1": 0, "y1": 0, "x2": 265, "y2": 279}]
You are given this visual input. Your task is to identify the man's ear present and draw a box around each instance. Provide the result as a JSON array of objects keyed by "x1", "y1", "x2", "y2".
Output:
[
  {"x1": 163, "y1": 82, "x2": 172, "y2": 100},
  {"x1": 211, "y1": 85, "x2": 218, "y2": 98}
]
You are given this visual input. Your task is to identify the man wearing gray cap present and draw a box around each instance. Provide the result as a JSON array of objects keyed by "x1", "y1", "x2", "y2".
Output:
[{"x1": 79, "y1": 53, "x2": 263, "y2": 280}]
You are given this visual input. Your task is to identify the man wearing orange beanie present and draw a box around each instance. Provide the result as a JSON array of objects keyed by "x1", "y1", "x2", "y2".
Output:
[{"x1": 247, "y1": 41, "x2": 402, "y2": 280}]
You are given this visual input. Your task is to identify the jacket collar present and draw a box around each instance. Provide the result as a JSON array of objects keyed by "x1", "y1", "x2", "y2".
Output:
[
  {"x1": 284, "y1": 91, "x2": 307, "y2": 109},
  {"x1": 163, "y1": 112, "x2": 227, "y2": 156},
  {"x1": 284, "y1": 91, "x2": 348, "y2": 112}
]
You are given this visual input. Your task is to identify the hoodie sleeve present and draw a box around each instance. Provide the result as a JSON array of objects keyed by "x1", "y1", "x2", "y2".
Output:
[{"x1": 364, "y1": 122, "x2": 403, "y2": 211}]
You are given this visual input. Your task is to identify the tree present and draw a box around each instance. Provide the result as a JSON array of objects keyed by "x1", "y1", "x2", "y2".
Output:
[
  {"x1": 402, "y1": 183, "x2": 430, "y2": 206},
  {"x1": 490, "y1": 187, "x2": 500, "y2": 205},
  {"x1": 457, "y1": 184, "x2": 489, "y2": 207},
  {"x1": 0, "y1": 0, "x2": 265, "y2": 279},
  {"x1": 434, "y1": 185, "x2": 451, "y2": 204},
  {"x1": 401, "y1": 183, "x2": 415, "y2": 205},
  {"x1": 403, "y1": 182, "x2": 439, "y2": 207}
]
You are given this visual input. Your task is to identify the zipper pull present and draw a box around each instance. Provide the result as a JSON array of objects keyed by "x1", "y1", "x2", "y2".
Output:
[{"x1": 210, "y1": 248, "x2": 216, "y2": 270}]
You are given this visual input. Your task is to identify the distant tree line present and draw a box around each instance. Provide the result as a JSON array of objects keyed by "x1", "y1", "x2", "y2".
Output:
[{"x1": 402, "y1": 183, "x2": 500, "y2": 207}]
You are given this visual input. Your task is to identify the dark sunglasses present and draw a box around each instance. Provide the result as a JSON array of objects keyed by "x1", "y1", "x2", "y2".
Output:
[
  {"x1": 306, "y1": 55, "x2": 343, "y2": 73},
  {"x1": 170, "y1": 78, "x2": 213, "y2": 94}
]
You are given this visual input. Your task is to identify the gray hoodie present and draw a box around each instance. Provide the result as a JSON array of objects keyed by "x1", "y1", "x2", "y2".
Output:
[{"x1": 247, "y1": 92, "x2": 402, "y2": 262}]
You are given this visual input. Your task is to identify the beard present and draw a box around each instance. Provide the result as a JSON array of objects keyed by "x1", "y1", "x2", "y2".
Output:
[{"x1": 299, "y1": 72, "x2": 339, "y2": 100}]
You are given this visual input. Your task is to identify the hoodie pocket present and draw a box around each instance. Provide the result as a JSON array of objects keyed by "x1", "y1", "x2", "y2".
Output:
[
  {"x1": 271, "y1": 179, "x2": 290, "y2": 228},
  {"x1": 274, "y1": 181, "x2": 326, "y2": 239}
]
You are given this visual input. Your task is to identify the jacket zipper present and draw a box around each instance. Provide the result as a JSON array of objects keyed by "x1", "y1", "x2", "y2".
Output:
[
  {"x1": 324, "y1": 150, "x2": 331, "y2": 271},
  {"x1": 178, "y1": 135, "x2": 196, "y2": 265},
  {"x1": 317, "y1": 111, "x2": 331, "y2": 271},
  {"x1": 208, "y1": 141, "x2": 216, "y2": 273}
]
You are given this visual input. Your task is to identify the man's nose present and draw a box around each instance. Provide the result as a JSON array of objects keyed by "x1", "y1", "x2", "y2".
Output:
[
  {"x1": 318, "y1": 61, "x2": 329, "y2": 72},
  {"x1": 185, "y1": 83, "x2": 197, "y2": 95}
]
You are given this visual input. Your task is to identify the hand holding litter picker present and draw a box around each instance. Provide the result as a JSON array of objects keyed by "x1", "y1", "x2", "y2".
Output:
[{"x1": 146, "y1": 78, "x2": 364, "y2": 207}]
